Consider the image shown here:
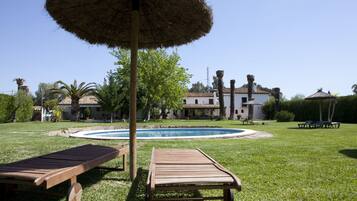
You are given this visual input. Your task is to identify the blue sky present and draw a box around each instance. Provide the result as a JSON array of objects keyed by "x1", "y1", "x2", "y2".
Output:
[{"x1": 0, "y1": 0, "x2": 356, "y2": 98}]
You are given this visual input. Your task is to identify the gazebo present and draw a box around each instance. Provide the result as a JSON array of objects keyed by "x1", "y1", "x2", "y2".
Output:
[{"x1": 305, "y1": 89, "x2": 337, "y2": 122}]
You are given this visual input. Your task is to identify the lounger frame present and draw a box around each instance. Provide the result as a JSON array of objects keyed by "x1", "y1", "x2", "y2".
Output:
[
  {"x1": 0, "y1": 144, "x2": 128, "y2": 201},
  {"x1": 146, "y1": 148, "x2": 241, "y2": 201}
]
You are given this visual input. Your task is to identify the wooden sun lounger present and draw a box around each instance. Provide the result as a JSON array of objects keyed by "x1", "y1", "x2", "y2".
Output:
[
  {"x1": 146, "y1": 148, "x2": 241, "y2": 201},
  {"x1": 0, "y1": 144, "x2": 128, "y2": 201}
]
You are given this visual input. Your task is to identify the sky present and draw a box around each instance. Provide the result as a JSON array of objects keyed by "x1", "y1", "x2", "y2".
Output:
[{"x1": 0, "y1": 0, "x2": 356, "y2": 98}]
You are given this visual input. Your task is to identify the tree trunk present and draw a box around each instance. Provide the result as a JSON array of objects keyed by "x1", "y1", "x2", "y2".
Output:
[
  {"x1": 272, "y1": 87, "x2": 281, "y2": 113},
  {"x1": 71, "y1": 98, "x2": 80, "y2": 121},
  {"x1": 216, "y1": 70, "x2": 225, "y2": 119},
  {"x1": 229, "y1": 80, "x2": 235, "y2": 120},
  {"x1": 161, "y1": 105, "x2": 168, "y2": 119},
  {"x1": 247, "y1": 75, "x2": 255, "y2": 120},
  {"x1": 110, "y1": 112, "x2": 113, "y2": 123}
]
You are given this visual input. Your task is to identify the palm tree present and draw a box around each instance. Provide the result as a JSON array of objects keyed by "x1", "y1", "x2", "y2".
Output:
[
  {"x1": 247, "y1": 74, "x2": 255, "y2": 120},
  {"x1": 352, "y1": 84, "x2": 357, "y2": 95},
  {"x1": 13, "y1": 78, "x2": 25, "y2": 90},
  {"x1": 216, "y1": 70, "x2": 225, "y2": 119},
  {"x1": 52, "y1": 80, "x2": 95, "y2": 121}
]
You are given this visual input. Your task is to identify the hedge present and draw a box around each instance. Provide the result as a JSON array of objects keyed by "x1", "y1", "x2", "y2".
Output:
[
  {"x1": 14, "y1": 91, "x2": 34, "y2": 122},
  {"x1": 0, "y1": 94, "x2": 15, "y2": 123},
  {"x1": 263, "y1": 95, "x2": 357, "y2": 123},
  {"x1": 275, "y1": 111, "x2": 295, "y2": 122}
]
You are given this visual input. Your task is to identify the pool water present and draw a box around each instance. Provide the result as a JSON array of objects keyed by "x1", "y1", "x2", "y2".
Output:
[{"x1": 71, "y1": 128, "x2": 255, "y2": 140}]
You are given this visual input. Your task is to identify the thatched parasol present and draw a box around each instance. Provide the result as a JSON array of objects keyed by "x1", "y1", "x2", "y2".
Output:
[
  {"x1": 305, "y1": 89, "x2": 336, "y2": 121},
  {"x1": 45, "y1": 0, "x2": 213, "y2": 180}
]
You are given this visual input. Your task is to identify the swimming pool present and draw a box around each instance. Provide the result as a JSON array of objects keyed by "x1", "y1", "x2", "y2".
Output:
[{"x1": 70, "y1": 128, "x2": 256, "y2": 140}]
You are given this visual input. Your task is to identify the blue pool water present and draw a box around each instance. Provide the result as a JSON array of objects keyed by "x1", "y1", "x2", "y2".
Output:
[{"x1": 72, "y1": 128, "x2": 253, "y2": 140}]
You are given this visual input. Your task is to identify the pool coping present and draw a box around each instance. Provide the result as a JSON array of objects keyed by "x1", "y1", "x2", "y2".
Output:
[{"x1": 70, "y1": 128, "x2": 257, "y2": 140}]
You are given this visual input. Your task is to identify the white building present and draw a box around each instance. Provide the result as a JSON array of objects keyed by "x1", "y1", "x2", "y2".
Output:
[
  {"x1": 59, "y1": 96, "x2": 106, "y2": 120},
  {"x1": 169, "y1": 92, "x2": 220, "y2": 119},
  {"x1": 223, "y1": 87, "x2": 270, "y2": 120}
]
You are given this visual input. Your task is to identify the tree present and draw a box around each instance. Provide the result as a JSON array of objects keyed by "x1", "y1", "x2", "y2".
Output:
[
  {"x1": 290, "y1": 94, "x2": 305, "y2": 101},
  {"x1": 247, "y1": 74, "x2": 255, "y2": 120},
  {"x1": 51, "y1": 80, "x2": 95, "y2": 121},
  {"x1": 0, "y1": 94, "x2": 15, "y2": 123},
  {"x1": 14, "y1": 90, "x2": 33, "y2": 122},
  {"x1": 111, "y1": 48, "x2": 190, "y2": 120},
  {"x1": 95, "y1": 73, "x2": 124, "y2": 123},
  {"x1": 352, "y1": 84, "x2": 357, "y2": 95},
  {"x1": 14, "y1": 78, "x2": 25, "y2": 90},
  {"x1": 34, "y1": 82, "x2": 60, "y2": 106},
  {"x1": 216, "y1": 70, "x2": 225, "y2": 119},
  {"x1": 212, "y1": 76, "x2": 219, "y2": 90},
  {"x1": 44, "y1": 99, "x2": 59, "y2": 111},
  {"x1": 189, "y1": 81, "x2": 209, "y2": 93}
]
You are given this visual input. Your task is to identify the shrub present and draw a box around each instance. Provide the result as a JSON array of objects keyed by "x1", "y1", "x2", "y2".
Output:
[
  {"x1": 275, "y1": 111, "x2": 295, "y2": 122},
  {"x1": 0, "y1": 94, "x2": 15, "y2": 123},
  {"x1": 52, "y1": 106, "x2": 63, "y2": 122},
  {"x1": 14, "y1": 91, "x2": 33, "y2": 122},
  {"x1": 83, "y1": 107, "x2": 91, "y2": 119}
]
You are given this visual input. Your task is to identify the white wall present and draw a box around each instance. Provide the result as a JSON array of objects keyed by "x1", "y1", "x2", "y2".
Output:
[
  {"x1": 223, "y1": 93, "x2": 269, "y2": 120},
  {"x1": 184, "y1": 96, "x2": 218, "y2": 105}
]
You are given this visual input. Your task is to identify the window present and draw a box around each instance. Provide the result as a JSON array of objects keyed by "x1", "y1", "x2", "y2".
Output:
[
  {"x1": 241, "y1": 109, "x2": 244, "y2": 113},
  {"x1": 235, "y1": 109, "x2": 238, "y2": 114},
  {"x1": 195, "y1": 99, "x2": 198, "y2": 104},
  {"x1": 209, "y1": 99, "x2": 214, "y2": 105},
  {"x1": 241, "y1": 97, "x2": 247, "y2": 107},
  {"x1": 183, "y1": 99, "x2": 186, "y2": 104}
]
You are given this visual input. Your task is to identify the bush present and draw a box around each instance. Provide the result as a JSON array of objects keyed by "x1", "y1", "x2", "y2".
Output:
[
  {"x1": 83, "y1": 107, "x2": 91, "y2": 119},
  {"x1": 0, "y1": 94, "x2": 15, "y2": 123},
  {"x1": 14, "y1": 91, "x2": 33, "y2": 122},
  {"x1": 52, "y1": 106, "x2": 63, "y2": 122},
  {"x1": 275, "y1": 111, "x2": 295, "y2": 122}
]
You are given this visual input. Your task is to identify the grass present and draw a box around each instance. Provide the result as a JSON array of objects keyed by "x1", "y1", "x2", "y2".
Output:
[{"x1": 0, "y1": 120, "x2": 356, "y2": 201}]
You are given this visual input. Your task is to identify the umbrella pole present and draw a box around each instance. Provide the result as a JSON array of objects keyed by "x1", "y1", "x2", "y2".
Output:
[{"x1": 129, "y1": 3, "x2": 140, "y2": 181}]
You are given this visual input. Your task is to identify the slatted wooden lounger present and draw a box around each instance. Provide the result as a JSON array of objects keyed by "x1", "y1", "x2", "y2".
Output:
[
  {"x1": 146, "y1": 148, "x2": 242, "y2": 201},
  {"x1": 0, "y1": 144, "x2": 128, "y2": 201}
]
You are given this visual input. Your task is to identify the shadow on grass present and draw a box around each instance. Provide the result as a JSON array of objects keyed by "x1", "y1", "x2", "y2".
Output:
[
  {"x1": 339, "y1": 149, "x2": 357, "y2": 159},
  {"x1": 3, "y1": 168, "x2": 125, "y2": 201},
  {"x1": 126, "y1": 168, "x2": 148, "y2": 201},
  {"x1": 125, "y1": 168, "x2": 203, "y2": 201},
  {"x1": 287, "y1": 127, "x2": 309, "y2": 129}
]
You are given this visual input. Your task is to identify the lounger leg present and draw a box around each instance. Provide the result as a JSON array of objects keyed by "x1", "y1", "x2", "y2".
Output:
[
  {"x1": 145, "y1": 184, "x2": 152, "y2": 201},
  {"x1": 123, "y1": 154, "x2": 127, "y2": 171},
  {"x1": 67, "y1": 177, "x2": 82, "y2": 201},
  {"x1": 223, "y1": 189, "x2": 234, "y2": 201}
]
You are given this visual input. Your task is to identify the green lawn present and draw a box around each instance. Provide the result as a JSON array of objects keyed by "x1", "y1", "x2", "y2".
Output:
[{"x1": 0, "y1": 121, "x2": 356, "y2": 201}]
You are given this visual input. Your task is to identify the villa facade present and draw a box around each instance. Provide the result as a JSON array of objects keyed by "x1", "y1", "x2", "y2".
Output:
[
  {"x1": 223, "y1": 87, "x2": 270, "y2": 120},
  {"x1": 58, "y1": 87, "x2": 271, "y2": 121},
  {"x1": 169, "y1": 92, "x2": 220, "y2": 119},
  {"x1": 59, "y1": 96, "x2": 105, "y2": 120}
]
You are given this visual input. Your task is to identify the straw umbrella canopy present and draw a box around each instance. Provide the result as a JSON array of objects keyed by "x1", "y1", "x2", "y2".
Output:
[
  {"x1": 45, "y1": 0, "x2": 213, "y2": 180},
  {"x1": 305, "y1": 89, "x2": 336, "y2": 121}
]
